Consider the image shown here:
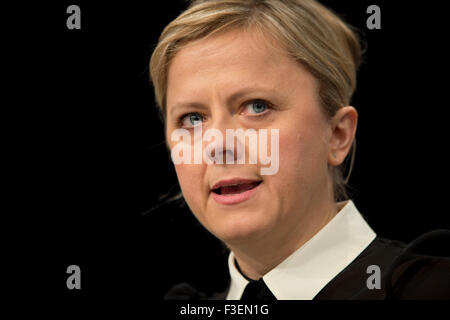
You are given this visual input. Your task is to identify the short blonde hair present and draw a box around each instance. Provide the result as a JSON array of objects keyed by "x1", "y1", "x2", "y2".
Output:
[{"x1": 150, "y1": 0, "x2": 362, "y2": 201}]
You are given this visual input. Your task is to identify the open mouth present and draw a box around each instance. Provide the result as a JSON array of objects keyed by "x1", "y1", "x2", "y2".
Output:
[{"x1": 211, "y1": 181, "x2": 262, "y2": 195}]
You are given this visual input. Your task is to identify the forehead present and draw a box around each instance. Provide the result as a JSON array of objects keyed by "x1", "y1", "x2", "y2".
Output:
[{"x1": 166, "y1": 27, "x2": 316, "y2": 108}]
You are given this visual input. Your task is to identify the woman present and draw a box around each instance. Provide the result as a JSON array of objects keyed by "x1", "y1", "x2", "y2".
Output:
[{"x1": 149, "y1": 0, "x2": 450, "y2": 300}]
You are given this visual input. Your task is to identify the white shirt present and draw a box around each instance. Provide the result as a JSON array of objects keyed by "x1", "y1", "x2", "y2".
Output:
[{"x1": 225, "y1": 200, "x2": 377, "y2": 300}]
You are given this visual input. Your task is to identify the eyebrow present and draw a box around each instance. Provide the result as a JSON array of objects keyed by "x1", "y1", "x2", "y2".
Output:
[{"x1": 168, "y1": 86, "x2": 278, "y2": 117}]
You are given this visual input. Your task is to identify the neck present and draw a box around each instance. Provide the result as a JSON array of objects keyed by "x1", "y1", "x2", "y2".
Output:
[{"x1": 227, "y1": 198, "x2": 339, "y2": 281}]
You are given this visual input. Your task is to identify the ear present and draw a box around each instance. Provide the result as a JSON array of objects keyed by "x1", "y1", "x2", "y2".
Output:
[{"x1": 328, "y1": 106, "x2": 358, "y2": 166}]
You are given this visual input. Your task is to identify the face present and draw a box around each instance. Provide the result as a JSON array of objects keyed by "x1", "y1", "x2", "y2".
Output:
[{"x1": 165, "y1": 28, "x2": 339, "y2": 247}]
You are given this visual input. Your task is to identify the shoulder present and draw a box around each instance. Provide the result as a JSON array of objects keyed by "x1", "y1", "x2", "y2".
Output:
[
  {"x1": 164, "y1": 282, "x2": 229, "y2": 300},
  {"x1": 387, "y1": 229, "x2": 450, "y2": 299},
  {"x1": 164, "y1": 230, "x2": 450, "y2": 300},
  {"x1": 316, "y1": 229, "x2": 450, "y2": 300}
]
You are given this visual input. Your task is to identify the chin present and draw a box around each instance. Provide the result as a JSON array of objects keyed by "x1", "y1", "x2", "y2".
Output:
[{"x1": 211, "y1": 214, "x2": 272, "y2": 244}]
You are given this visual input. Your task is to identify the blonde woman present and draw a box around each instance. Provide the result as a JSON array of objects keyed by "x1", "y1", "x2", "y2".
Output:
[{"x1": 150, "y1": 0, "x2": 450, "y2": 300}]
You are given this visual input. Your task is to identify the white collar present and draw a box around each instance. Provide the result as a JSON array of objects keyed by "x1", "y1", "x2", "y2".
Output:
[{"x1": 226, "y1": 200, "x2": 377, "y2": 300}]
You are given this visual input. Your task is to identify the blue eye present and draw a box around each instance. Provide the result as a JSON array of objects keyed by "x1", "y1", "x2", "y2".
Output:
[
  {"x1": 245, "y1": 100, "x2": 269, "y2": 115},
  {"x1": 181, "y1": 113, "x2": 203, "y2": 128}
]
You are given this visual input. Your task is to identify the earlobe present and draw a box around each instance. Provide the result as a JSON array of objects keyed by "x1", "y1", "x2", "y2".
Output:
[{"x1": 328, "y1": 150, "x2": 340, "y2": 167}]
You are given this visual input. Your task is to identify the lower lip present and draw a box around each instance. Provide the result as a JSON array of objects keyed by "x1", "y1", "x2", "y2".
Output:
[{"x1": 211, "y1": 183, "x2": 262, "y2": 205}]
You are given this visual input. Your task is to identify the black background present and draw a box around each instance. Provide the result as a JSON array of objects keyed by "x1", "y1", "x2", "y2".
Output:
[{"x1": 9, "y1": 0, "x2": 450, "y2": 309}]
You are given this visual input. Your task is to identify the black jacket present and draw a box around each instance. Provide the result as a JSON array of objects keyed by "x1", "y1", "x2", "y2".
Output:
[{"x1": 165, "y1": 229, "x2": 450, "y2": 300}]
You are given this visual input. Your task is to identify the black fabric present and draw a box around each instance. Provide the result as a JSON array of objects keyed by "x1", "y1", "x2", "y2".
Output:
[
  {"x1": 164, "y1": 229, "x2": 450, "y2": 300},
  {"x1": 233, "y1": 254, "x2": 277, "y2": 300},
  {"x1": 314, "y1": 229, "x2": 450, "y2": 299},
  {"x1": 240, "y1": 279, "x2": 277, "y2": 301},
  {"x1": 163, "y1": 282, "x2": 210, "y2": 300}
]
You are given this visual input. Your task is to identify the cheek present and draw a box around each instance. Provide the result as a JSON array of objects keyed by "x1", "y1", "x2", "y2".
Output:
[
  {"x1": 174, "y1": 164, "x2": 205, "y2": 212},
  {"x1": 274, "y1": 124, "x2": 327, "y2": 195},
  {"x1": 174, "y1": 164, "x2": 198, "y2": 192},
  {"x1": 276, "y1": 131, "x2": 306, "y2": 187}
]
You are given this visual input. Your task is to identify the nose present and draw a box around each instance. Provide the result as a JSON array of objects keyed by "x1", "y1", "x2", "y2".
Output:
[
  {"x1": 207, "y1": 145, "x2": 235, "y2": 164},
  {"x1": 204, "y1": 112, "x2": 243, "y2": 165}
]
